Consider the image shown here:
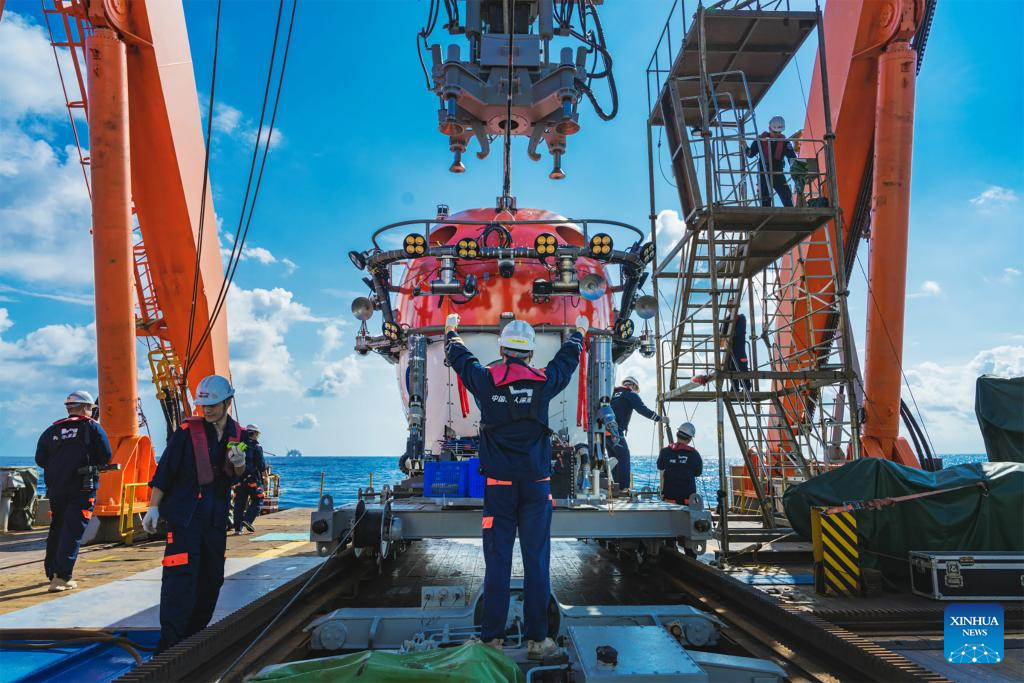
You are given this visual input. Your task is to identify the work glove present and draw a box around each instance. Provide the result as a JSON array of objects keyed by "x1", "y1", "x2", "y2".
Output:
[
  {"x1": 574, "y1": 315, "x2": 589, "y2": 335},
  {"x1": 655, "y1": 415, "x2": 668, "y2": 423},
  {"x1": 142, "y1": 507, "x2": 160, "y2": 534},
  {"x1": 227, "y1": 442, "x2": 247, "y2": 469},
  {"x1": 445, "y1": 313, "x2": 460, "y2": 334}
]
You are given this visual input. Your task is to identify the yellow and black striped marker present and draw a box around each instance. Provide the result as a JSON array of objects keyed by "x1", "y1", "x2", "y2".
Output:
[{"x1": 811, "y1": 507, "x2": 860, "y2": 596}]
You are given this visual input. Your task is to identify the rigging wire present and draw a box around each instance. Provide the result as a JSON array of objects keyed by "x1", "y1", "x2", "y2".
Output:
[
  {"x1": 182, "y1": 0, "x2": 223, "y2": 387},
  {"x1": 853, "y1": 254, "x2": 936, "y2": 456},
  {"x1": 500, "y1": 0, "x2": 514, "y2": 202},
  {"x1": 184, "y1": 0, "x2": 298, "y2": 375}
]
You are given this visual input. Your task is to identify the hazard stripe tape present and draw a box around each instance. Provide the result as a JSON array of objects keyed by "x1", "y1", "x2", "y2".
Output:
[{"x1": 819, "y1": 511, "x2": 859, "y2": 596}]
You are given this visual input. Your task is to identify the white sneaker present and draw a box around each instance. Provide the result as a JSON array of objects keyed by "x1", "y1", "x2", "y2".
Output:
[
  {"x1": 467, "y1": 637, "x2": 504, "y2": 653},
  {"x1": 527, "y1": 637, "x2": 559, "y2": 660},
  {"x1": 48, "y1": 578, "x2": 78, "y2": 592}
]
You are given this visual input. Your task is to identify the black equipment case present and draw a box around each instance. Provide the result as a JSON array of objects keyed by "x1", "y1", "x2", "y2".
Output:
[{"x1": 909, "y1": 550, "x2": 1023, "y2": 601}]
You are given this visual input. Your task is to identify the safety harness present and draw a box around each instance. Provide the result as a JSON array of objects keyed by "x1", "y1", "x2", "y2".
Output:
[{"x1": 181, "y1": 417, "x2": 243, "y2": 486}]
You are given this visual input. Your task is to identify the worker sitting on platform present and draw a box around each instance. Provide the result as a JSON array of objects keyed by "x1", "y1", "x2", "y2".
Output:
[
  {"x1": 608, "y1": 376, "x2": 666, "y2": 492},
  {"x1": 142, "y1": 375, "x2": 248, "y2": 652},
  {"x1": 720, "y1": 299, "x2": 752, "y2": 392},
  {"x1": 747, "y1": 115, "x2": 796, "y2": 207},
  {"x1": 232, "y1": 423, "x2": 268, "y2": 535},
  {"x1": 445, "y1": 313, "x2": 586, "y2": 660},
  {"x1": 659, "y1": 423, "x2": 704, "y2": 556},
  {"x1": 35, "y1": 390, "x2": 113, "y2": 592}
]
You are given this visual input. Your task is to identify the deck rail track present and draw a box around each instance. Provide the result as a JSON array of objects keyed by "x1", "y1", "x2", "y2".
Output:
[
  {"x1": 114, "y1": 549, "x2": 365, "y2": 683},
  {"x1": 656, "y1": 547, "x2": 953, "y2": 682}
]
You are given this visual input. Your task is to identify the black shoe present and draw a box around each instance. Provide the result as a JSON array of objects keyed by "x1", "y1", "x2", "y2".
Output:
[{"x1": 242, "y1": 521, "x2": 255, "y2": 533}]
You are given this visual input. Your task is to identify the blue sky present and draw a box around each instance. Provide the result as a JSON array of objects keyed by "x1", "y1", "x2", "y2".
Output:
[{"x1": 1, "y1": 0, "x2": 1021, "y2": 458}]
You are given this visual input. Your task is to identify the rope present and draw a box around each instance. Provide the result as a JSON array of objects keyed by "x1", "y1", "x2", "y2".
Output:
[{"x1": 824, "y1": 481, "x2": 987, "y2": 515}]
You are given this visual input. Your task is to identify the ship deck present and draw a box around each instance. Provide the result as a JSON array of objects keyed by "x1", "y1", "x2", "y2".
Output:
[{"x1": 0, "y1": 508, "x2": 321, "y2": 624}]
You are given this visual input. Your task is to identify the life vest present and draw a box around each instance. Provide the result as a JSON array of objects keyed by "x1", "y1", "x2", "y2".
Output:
[
  {"x1": 758, "y1": 132, "x2": 787, "y2": 163},
  {"x1": 181, "y1": 417, "x2": 243, "y2": 485}
]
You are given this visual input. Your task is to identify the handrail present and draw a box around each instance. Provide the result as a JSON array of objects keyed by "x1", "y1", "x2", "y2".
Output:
[{"x1": 119, "y1": 482, "x2": 149, "y2": 545}]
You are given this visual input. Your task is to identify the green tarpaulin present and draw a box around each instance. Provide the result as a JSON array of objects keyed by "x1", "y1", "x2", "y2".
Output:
[
  {"x1": 783, "y1": 458, "x2": 1024, "y2": 579},
  {"x1": 250, "y1": 643, "x2": 524, "y2": 683},
  {"x1": 976, "y1": 375, "x2": 1024, "y2": 463}
]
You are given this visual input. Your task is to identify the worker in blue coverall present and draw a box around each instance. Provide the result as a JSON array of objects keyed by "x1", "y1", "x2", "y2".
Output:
[
  {"x1": 35, "y1": 390, "x2": 113, "y2": 593},
  {"x1": 658, "y1": 422, "x2": 703, "y2": 556},
  {"x1": 142, "y1": 375, "x2": 247, "y2": 652},
  {"x1": 747, "y1": 115, "x2": 796, "y2": 207},
  {"x1": 607, "y1": 376, "x2": 666, "y2": 492},
  {"x1": 445, "y1": 312, "x2": 587, "y2": 660},
  {"x1": 233, "y1": 423, "x2": 267, "y2": 534},
  {"x1": 720, "y1": 299, "x2": 752, "y2": 392}
]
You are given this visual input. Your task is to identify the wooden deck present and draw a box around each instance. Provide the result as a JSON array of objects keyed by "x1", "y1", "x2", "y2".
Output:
[{"x1": 0, "y1": 508, "x2": 319, "y2": 617}]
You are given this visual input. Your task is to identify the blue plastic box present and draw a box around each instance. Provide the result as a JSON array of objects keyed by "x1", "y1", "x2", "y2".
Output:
[
  {"x1": 424, "y1": 461, "x2": 467, "y2": 497},
  {"x1": 465, "y1": 458, "x2": 485, "y2": 498}
]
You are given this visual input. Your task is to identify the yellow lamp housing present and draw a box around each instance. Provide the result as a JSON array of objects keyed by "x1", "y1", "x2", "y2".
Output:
[
  {"x1": 588, "y1": 233, "x2": 613, "y2": 260},
  {"x1": 382, "y1": 321, "x2": 400, "y2": 341},
  {"x1": 534, "y1": 232, "x2": 558, "y2": 256},
  {"x1": 456, "y1": 237, "x2": 479, "y2": 259},
  {"x1": 614, "y1": 318, "x2": 634, "y2": 339},
  {"x1": 403, "y1": 233, "x2": 427, "y2": 256}
]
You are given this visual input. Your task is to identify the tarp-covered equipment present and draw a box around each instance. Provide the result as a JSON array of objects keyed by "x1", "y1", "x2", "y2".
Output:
[
  {"x1": 784, "y1": 458, "x2": 1024, "y2": 579},
  {"x1": 976, "y1": 375, "x2": 1024, "y2": 463},
  {"x1": 250, "y1": 642, "x2": 524, "y2": 682}
]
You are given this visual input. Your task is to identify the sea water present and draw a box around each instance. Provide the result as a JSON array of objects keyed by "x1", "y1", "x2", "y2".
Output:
[{"x1": 0, "y1": 453, "x2": 987, "y2": 509}]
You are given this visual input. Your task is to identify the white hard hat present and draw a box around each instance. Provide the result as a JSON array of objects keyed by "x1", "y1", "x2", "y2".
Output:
[
  {"x1": 499, "y1": 320, "x2": 536, "y2": 352},
  {"x1": 64, "y1": 390, "x2": 95, "y2": 405},
  {"x1": 622, "y1": 376, "x2": 639, "y2": 389},
  {"x1": 246, "y1": 423, "x2": 261, "y2": 433},
  {"x1": 677, "y1": 422, "x2": 696, "y2": 439},
  {"x1": 194, "y1": 374, "x2": 235, "y2": 406},
  {"x1": 769, "y1": 115, "x2": 785, "y2": 133}
]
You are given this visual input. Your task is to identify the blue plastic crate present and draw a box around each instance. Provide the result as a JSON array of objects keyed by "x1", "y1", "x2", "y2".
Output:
[
  {"x1": 465, "y1": 458, "x2": 485, "y2": 498},
  {"x1": 424, "y1": 460, "x2": 467, "y2": 497}
]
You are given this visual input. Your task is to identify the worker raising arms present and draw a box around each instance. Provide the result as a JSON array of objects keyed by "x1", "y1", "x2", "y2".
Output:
[
  {"x1": 445, "y1": 313, "x2": 586, "y2": 660},
  {"x1": 142, "y1": 375, "x2": 248, "y2": 652}
]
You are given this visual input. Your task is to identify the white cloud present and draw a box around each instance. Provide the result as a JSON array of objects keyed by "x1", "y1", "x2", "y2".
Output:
[
  {"x1": 0, "y1": 13, "x2": 73, "y2": 122},
  {"x1": 292, "y1": 413, "x2": 319, "y2": 429},
  {"x1": 227, "y1": 285, "x2": 320, "y2": 394},
  {"x1": 306, "y1": 356, "x2": 363, "y2": 398},
  {"x1": 212, "y1": 103, "x2": 242, "y2": 135},
  {"x1": 317, "y1": 323, "x2": 344, "y2": 359},
  {"x1": 220, "y1": 239, "x2": 298, "y2": 274},
  {"x1": 903, "y1": 345, "x2": 1024, "y2": 453},
  {"x1": 907, "y1": 280, "x2": 942, "y2": 299},
  {"x1": 969, "y1": 185, "x2": 1019, "y2": 207},
  {"x1": 203, "y1": 98, "x2": 285, "y2": 149},
  {"x1": 983, "y1": 267, "x2": 1021, "y2": 286},
  {"x1": 0, "y1": 283, "x2": 93, "y2": 306}
]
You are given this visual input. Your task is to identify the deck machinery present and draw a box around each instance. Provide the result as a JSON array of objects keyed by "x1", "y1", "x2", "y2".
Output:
[{"x1": 304, "y1": 1, "x2": 789, "y2": 680}]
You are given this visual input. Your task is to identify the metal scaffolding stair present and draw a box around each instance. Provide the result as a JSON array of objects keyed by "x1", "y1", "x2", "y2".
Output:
[{"x1": 646, "y1": 1, "x2": 862, "y2": 538}]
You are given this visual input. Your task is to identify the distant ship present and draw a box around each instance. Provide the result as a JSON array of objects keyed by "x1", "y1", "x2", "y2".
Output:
[{"x1": 286, "y1": 449, "x2": 302, "y2": 458}]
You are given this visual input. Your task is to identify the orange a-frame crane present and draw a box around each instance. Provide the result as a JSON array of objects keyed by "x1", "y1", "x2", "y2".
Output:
[
  {"x1": 783, "y1": 0, "x2": 928, "y2": 466},
  {"x1": 38, "y1": 0, "x2": 230, "y2": 534}
]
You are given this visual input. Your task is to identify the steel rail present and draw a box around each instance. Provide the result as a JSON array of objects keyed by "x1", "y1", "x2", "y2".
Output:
[
  {"x1": 114, "y1": 549, "x2": 362, "y2": 683},
  {"x1": 657, "y1": 547, "x2": 953, "y2": 682}
]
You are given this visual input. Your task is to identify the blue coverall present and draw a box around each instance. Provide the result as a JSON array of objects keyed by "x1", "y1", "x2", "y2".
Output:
[
  {"x1": 657, "y1": 442, "x2": 703, "y2": 504},
  {"x1": 747, "y1": 133, "x2": 796, "y2": 207},
  {"x1": 608, "y1": 387, "x2": 661, "y2": 491},
  {"x1": 446, "y1": 330, "x2": 583, "y2": 643},
  {"x1": 35, "y1": 415, "x2": 113, "y2": 581},
  {"x1": 149, "y1": 416, "x2": 244, "y2": 651},
  {"x1": 720, "y1": 313, "x2": 751, "y2": 392},
  {"x1": 233, "y1": 439, "x2": 267, "y2": 532}
]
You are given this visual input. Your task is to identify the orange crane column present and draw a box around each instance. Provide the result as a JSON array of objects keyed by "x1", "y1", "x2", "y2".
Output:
[
  {"x1": 861, "y1": 40, "x2": 918, "y2": 466},
  {"x1": 88, "y1": 28, "x2": 138, "y2": 439}
]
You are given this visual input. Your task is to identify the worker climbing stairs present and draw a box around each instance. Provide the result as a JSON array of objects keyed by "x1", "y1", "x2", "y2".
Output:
[{"x1": 646, "y1": 1, "x2": 862, "y2": 550}]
